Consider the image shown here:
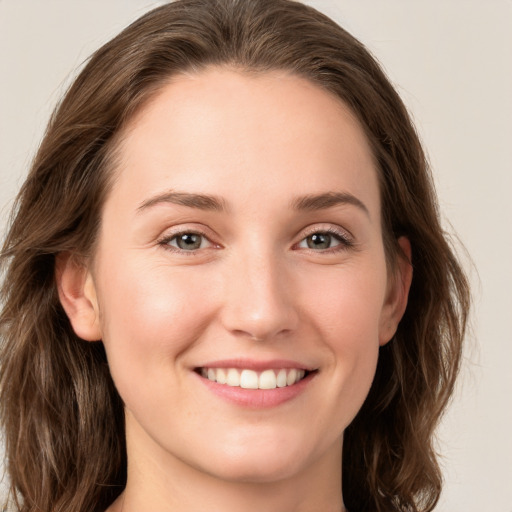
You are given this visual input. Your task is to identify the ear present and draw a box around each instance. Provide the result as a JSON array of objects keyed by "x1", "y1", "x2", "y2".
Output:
[
  {"x1": 378, "y1": 237, "x2": 413, "y2": 346},
  {"x1": 55, "y1": 252, "x2": 102, "y2": 341}
]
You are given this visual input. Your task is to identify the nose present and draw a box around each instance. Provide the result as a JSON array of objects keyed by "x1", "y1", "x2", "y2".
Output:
[{"x1": 219, "y1": 249, "x2": 299, "y2": 342}]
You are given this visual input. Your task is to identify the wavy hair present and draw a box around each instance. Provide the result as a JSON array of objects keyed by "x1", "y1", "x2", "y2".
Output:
[{"x1": 0, "y1": 1, "x2": 470, "y2": 511}]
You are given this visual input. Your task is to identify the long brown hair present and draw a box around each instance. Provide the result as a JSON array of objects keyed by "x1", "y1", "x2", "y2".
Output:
[{"x1": 0, "y1": 1, "x2": 470, "y2": 511}]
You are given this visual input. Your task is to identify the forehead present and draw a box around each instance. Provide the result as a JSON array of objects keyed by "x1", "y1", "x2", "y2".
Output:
[{"x1": 110, "y1": 67, "x2": 379, "y2": 219}]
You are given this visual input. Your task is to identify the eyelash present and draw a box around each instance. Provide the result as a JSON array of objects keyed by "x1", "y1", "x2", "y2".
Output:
[
  {"x1": 158, "y1": 229, "x2": 215, "y2": 255},
  {"x1": 294, "y1": 226, "x2": 354, "y2": 253},
  {"x1": 157, "y1": 226, "x2": 354, "y2": 255}
]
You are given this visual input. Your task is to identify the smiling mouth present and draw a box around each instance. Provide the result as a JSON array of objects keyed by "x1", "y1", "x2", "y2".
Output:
[{"x1": 196, "y1": 367, "x2": 313, "y2": 390}]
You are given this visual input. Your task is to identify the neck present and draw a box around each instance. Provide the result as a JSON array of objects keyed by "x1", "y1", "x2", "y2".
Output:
[{"x1": 108, "y1": 420, "x2": 345, "y2": 512}]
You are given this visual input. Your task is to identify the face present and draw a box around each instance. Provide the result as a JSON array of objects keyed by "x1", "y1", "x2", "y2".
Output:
[{"x1": 61, "y1": 68, "x2": 410, "y2": 486}]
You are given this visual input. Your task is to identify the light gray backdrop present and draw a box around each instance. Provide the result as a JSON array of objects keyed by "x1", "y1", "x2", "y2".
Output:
[{"x1": 1, "y1": 1, "x2": 511, "y2": 511}]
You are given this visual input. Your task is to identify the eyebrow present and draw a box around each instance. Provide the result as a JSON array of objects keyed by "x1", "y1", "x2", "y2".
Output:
[
  {"x1": 291, "y1": 191, "x2": 369, "y2": 216},
  {"x1": 137, "y1": 189, "x2": 369, "y2": 217},
  {"x1": 137, "y1": 191, "x2": 226, "y2": 213}
]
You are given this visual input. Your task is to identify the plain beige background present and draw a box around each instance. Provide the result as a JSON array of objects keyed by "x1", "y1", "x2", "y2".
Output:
[{"x1": 1, "y1": 1, "x2": 511, "y2": 510}]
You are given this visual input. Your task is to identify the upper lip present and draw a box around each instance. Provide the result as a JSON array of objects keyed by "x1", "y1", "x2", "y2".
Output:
[{"x1": 195, "y1": 358, "x2": 316, "y2": 372}]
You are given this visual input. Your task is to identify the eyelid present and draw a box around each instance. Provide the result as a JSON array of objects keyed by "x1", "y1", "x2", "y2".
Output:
[
  {"x1": 294, "y1": 224, "x2": 355, "y2": 251},
  {"x1": 157, "y1": 225, "x2": 220, "y2": 253},
  {"x1": 155, "y1": 222, "x2": 355, "y2": 255},
  {"x1": 300, "y1": 223, "x2": 353, "y2": 240}
]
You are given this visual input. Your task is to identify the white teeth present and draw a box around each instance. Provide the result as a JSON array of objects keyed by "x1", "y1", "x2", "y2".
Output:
[
  {"x1": 259, "y1": 369, "x2": 277, "y2": 389},
  {"x1": 226, "y1": 368, "x2": 240, "y2": 387},
  {"x1": 216, "y1": 368, "x2": 227, "y2": 384},
  {"x1": 286, "y1": 369, "x2": 297, "y2": 386},
  {"x1": 276, "y1": 369, "x2": 287, "y2": 388},
  {"x1": 200, "y1": 367, "x2": 308, "y2": 389},
  {"x1": 240, "y1": 369, "x2": 259, "y2": 389}
]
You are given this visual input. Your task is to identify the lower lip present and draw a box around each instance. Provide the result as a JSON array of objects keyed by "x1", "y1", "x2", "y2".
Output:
[{"x1": 195, "y1": 371, "x2": 315, "y2": 409}]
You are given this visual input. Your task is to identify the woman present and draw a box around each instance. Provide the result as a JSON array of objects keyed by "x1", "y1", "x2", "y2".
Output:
[{"x1": 0, "y1": 1, "x2": 470, "y2": 511}]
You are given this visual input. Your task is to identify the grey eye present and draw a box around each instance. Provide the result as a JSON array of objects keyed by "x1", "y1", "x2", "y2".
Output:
[
  {"x1": 171, "y1": 233, "x2": 204, "y2": 250},
  {"x1": 300, "y1": 233, "x2": 341, "y2": 250}
]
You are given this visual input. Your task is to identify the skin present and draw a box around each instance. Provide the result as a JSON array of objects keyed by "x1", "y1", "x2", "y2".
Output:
[{"x1": 58, "y1": 67, "x2": 412, "y2": 512}]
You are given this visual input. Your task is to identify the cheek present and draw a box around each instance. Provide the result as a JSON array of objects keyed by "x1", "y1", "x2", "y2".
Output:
[
  {"x1": 95, "y1": 257, "x2": 218, "y2": 392},
  {"x1": 303, "y1": 261, "x2": 387, "y2": 344},
  {"x1": 300, "y1": 262, "x2": 386, "y2": 417}
]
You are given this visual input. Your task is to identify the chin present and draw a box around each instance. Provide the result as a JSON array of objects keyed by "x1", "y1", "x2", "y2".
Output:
[
  {"x1": 193, "y1": 433, "x2": 317, "y2": 484},
  {"x1": 204, "y1": 455, "x2": 304, "y2": 484}
]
